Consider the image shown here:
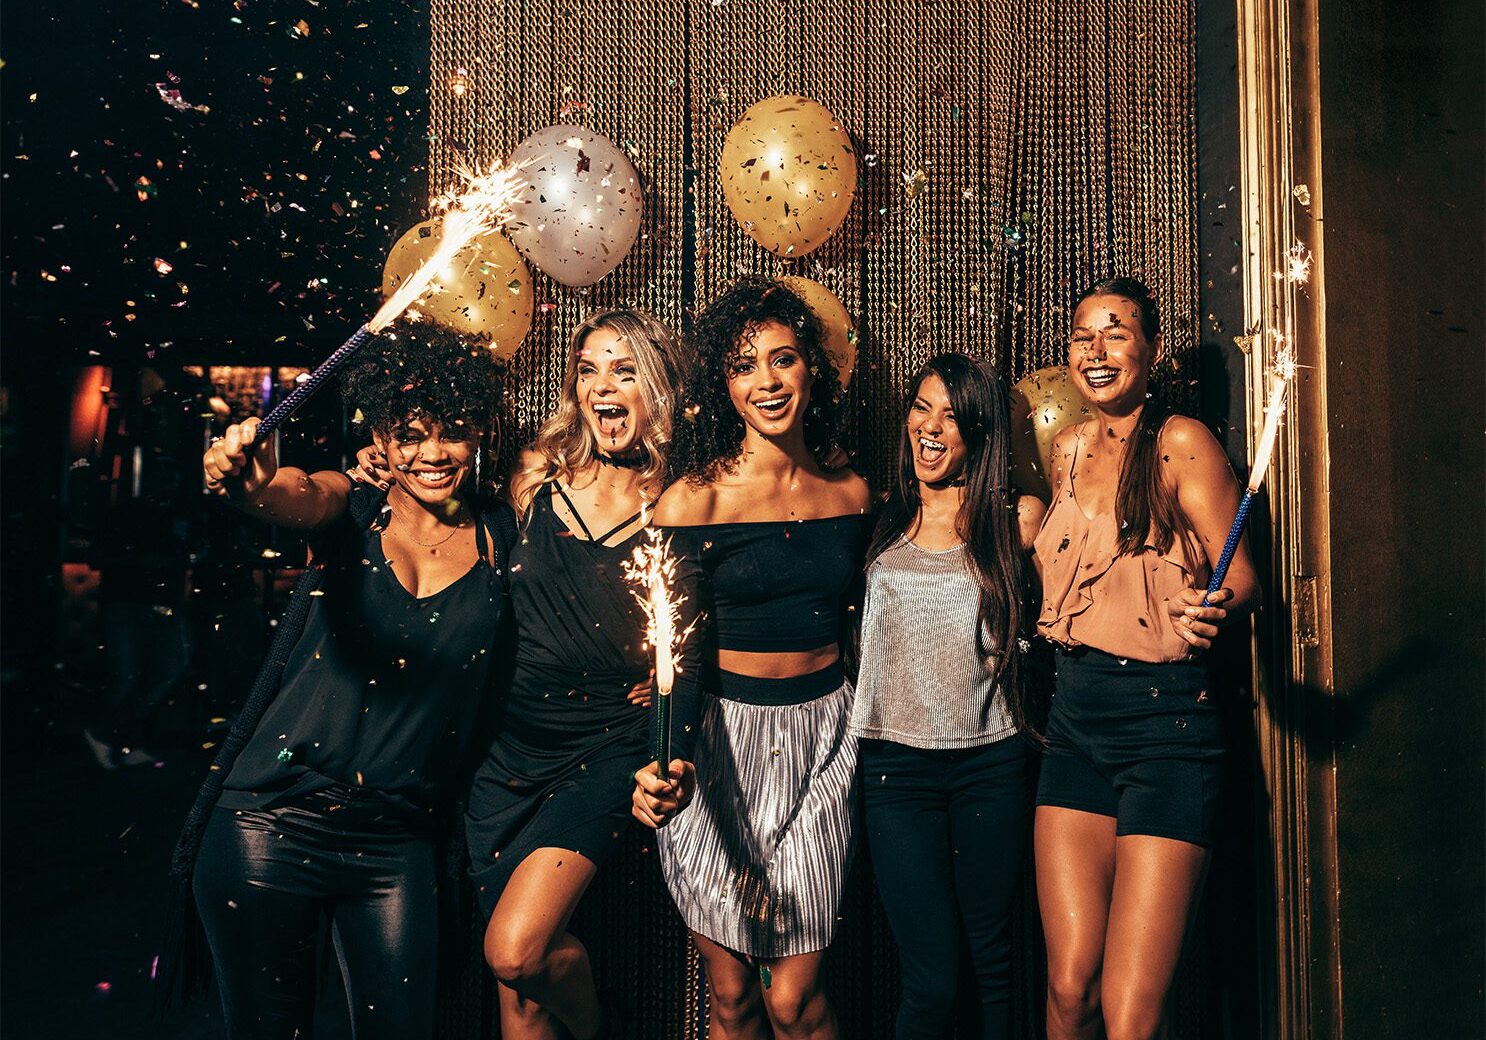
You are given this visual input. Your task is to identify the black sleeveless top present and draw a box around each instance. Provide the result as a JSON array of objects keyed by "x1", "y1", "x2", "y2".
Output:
[
  {"x1": 220, "y1": 485, "x2": 512, "y2": 814},
  {"x1": 662, "y1": 515, "x2": 874, "y2": 651},
  {"x1": 504, "y1": 483, "x2": 649, "y2": 709}
]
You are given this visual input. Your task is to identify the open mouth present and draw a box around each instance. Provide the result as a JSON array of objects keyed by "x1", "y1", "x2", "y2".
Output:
[
  {"x1": 1081, "y1": 366, "x2": 1120, "y2": 389},
  {"x1": 753, "y1": 395, "x2": 791, "y2": 420},
  {"x1": 917, "y1": 436, "x2": 948, "y2": 465},
  {"x1": 409, "y1": 467, "x2": 456, "y2": 491},
  {"x1": 592, "y1": 401, "x2": 631, "y2": 440}
]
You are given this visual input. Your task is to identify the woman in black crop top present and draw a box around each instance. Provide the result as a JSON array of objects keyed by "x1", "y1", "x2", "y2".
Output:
[
  {"x1": 632, "y1": 277, "x2": 871, "y2": 1040},
  {"x1": 186, "y1": 325, "x2": 512, "y2": 1040},
  {"x1": 359, "y1": 309, "x2": 686, "y2": 1040}
]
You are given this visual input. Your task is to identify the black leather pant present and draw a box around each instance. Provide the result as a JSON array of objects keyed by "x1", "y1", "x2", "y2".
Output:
[{"x1": 194, "y1": 787, "x2": 437, "y2": 1040}]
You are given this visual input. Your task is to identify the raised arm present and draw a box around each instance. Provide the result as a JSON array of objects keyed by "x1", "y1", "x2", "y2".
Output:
[{"x1": 203, "y1": 417, "x2": 350, "y2": 530}]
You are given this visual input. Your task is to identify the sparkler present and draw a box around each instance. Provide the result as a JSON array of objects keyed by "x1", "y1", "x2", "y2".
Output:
[
  {"x1": 252, "y1": 163, "x2": 524, "y2": 439},
  {"x1": 1202, "y1": 321, "x2": 1302, "y2": 605},
  {"x1": 623, "y1": 530, "x2": 695, "y2": 783}
]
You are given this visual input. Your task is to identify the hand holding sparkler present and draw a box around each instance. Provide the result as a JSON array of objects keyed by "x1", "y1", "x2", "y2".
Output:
[{"x1": 623, "y1": 529, "x2": 698, "y2": 828}]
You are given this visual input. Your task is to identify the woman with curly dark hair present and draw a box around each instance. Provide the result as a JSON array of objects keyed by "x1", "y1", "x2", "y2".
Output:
[
  {"x1": 189, "y1": 320, "x2": 514, "y2": 1040},
  {"x1": 631, "y1": 277, "x2": 871, "y2": 1040},
  {"x1": 355, "y1": 307, "x2": 685, "y2": 1039}
]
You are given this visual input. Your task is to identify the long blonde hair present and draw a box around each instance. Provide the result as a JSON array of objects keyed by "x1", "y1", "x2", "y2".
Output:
[{"x1": 519, "y1": 308, "x2": 682, "y2": 511}]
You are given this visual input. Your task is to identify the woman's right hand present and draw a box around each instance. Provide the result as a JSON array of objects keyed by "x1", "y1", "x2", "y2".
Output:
[
  {"x1": 347, "y1": 444, "x2": 392, "y2": 490},
  {"x1": 631, "y1": 759, "x2": 696, "y2": 829},
  {"x1": 203, "y1": 418, "x2": 276, "y2": 499}
]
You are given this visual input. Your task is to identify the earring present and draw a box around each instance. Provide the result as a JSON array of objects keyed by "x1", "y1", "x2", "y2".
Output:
[{"x1": 474, "y1": 446, "x2": 484, "y2": 488}]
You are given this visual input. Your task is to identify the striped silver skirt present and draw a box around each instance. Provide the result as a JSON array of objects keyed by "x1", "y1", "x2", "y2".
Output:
[{"x1": 657, "y1": 678, "x2": 859, "y2": 958}]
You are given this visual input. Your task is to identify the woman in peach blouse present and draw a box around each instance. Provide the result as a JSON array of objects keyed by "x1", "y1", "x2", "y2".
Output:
[{"x1": 1032, "y1": 277, "x2": 1259, "y2": 1040}]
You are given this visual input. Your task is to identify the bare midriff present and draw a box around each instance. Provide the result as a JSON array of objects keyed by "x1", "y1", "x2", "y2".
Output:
[{"x1": 718, "y1": 643, "x2": 839, "y2": 679}]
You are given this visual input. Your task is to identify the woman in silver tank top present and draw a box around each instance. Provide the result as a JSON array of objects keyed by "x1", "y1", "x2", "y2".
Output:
[{"x1": 851, "y1": 354, "x2": 1045, "y2": 1040}]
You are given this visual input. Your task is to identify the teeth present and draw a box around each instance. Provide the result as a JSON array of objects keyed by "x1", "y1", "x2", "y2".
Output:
[
  {"x1": 918, "y1": 437, "x2": 945, "y2": 451},
  {"x1": 1083, "y1": 367, "x2": 1118, "y2": 386},
  {"x1": 593, "y1": 403, "x2": 627, "y2": 415},
  {"x1": 757, "y1": 397, "x2": 788, "y2": 410}
]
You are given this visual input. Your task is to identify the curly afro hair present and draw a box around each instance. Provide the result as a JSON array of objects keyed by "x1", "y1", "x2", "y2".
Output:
[
  {"x1": 669, "y1": 276, "x2": 843, "y2": 483},
  {"x1": 338, "y1": 319, "x2": 502, "y2": 439}
]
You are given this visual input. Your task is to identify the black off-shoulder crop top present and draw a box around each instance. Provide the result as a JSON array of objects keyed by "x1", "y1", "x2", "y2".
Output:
[{"x1": 661, "y1": 514, "x2": 874, "y2": 653}]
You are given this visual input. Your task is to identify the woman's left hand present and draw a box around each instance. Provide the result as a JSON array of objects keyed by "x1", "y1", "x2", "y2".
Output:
[
  {"x1": 627, "y1": 671, "x2": 654, "y2": 708},
  {"x1": 1168, "y1": 586, "x2": 1232, "y2": 651}
]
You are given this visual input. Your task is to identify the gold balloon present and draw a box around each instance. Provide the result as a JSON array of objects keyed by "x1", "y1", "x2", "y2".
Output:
[
  {"x1": 1009, "y1": 365, "x2": 1092, "y2": 498},
  {"x1": 721, "y1": 95, "x2": 858, "y2": 257},
  {"x1": 381, "y1": 221, "x2": 533, "y2": 360},
  {"x1": 781, "y1": 276, "x2": 857, "y2": 389}
]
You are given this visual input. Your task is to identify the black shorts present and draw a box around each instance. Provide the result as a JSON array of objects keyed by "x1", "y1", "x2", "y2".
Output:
[{"x1": 1035, "y1": 647, "x2": 1221, "y2": 847}]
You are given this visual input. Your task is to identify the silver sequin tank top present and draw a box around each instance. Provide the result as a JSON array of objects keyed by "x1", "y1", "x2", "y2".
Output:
[{"x1": 850, "y1": 537, "x2": 1017, "y2": 749}]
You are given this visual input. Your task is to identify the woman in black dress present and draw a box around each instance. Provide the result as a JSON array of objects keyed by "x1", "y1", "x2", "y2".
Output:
[
  {"x1": 456, "y1": 309, "x2": 683, "y2": 1039},
  {"x1": 190, "y1": 324, "x2": 511, "y2": 1040}
]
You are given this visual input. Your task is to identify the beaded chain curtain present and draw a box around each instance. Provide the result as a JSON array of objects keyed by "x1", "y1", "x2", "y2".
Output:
[{"x1": 428, "y1": 1, "x2": 1200, "y2": 1036}]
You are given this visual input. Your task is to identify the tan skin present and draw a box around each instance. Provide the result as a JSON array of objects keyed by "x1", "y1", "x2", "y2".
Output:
[
  {"x1": 632, "y1": 320, "x2": 869, "y2": 1040},
  {"x1": 1034, "y1": 294, "x2": 1259, "y2": 1040},
  {"x1": 352, "y1": 329, "x2": 657, "y2": 1040}
]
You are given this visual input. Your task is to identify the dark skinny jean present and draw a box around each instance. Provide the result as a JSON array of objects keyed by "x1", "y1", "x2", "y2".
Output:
[{"x1": 862, "y1": 735, "x2": 1034, "y2": 1040}]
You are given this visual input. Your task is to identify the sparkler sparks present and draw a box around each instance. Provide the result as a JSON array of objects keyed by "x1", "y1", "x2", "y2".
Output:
[
  {"x1": 369, "y1": 162, "x2": 524, "y2": 333},
  {"x1": 1276, "y1": 240, "x2": 1313, "y2": 285},
  {"x1": 622, "y1": 530, "x2": 694, "y2": 698},
  {"x1": 623, "y1": 530, "x2": 695, "y2": 780}
]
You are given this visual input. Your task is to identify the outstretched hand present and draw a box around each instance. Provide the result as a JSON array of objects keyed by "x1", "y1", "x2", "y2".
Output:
[{"x1": 203, "y1": 417, "x2": 276, "y2": 499}]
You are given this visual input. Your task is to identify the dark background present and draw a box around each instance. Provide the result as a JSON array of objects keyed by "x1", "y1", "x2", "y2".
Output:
[{"x1": 2, "y1": 0, "x2": 1482, "y2": 1038}]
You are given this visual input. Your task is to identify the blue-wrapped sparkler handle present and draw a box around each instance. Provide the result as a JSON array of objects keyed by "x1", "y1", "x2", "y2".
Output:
[
  {"x1": 255, "y1": 324, "x2": 376, "y2": 439},
  {"x1": 1202, "y1": 488, "x2": 1256, "y2": 606}
]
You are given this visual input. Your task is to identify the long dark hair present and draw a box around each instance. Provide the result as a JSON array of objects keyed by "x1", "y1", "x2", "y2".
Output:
[
  {"x1": 669, "y1": 276, "x2": 843, "y2": 484},
  {"x1": 867, "y1": 354, "x2": 1035, "y2": 735},
  {"x1": 1075, "y1": 277, "x2": 1191, "y2": 558}
]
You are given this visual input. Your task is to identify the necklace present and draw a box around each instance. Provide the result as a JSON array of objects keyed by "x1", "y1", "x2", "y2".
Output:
[
  {"x1": 596, "y1": 448, "x2": 649, "y2": 470},
  {"x1": 395, "y1": 508, "x2": 468, "y2": 548}
]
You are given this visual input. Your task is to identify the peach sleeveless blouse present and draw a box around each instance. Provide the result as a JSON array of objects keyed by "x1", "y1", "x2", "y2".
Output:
[{"x1": 1034, "y1": 430, "x2": 1209, "y2": 663}]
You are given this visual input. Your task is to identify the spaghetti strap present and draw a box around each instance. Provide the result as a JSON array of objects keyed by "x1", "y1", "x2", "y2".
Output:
[
  {"x1": 551, "y1": 483, "x2": 597, "y2": 541},
  {"x1": 593, "y1": 511, "x2": 644, "y2": 546}
]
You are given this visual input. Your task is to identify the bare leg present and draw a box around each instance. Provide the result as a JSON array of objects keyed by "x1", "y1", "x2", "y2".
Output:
[
  {"x1": 691, "y1": 930, "x2": 769, "y2": 1040},
  {"x1": 1036, "y1": 806, "x2": 1117, "y2": 1040},
  {"x1": 483, "y1": 848, "x2": 601, "y2": 1040},
  {"x1": 1099, "y1": 835, "x2": 1209, "y2": 1040},
  {"x1": 759, "y1": 949, "x2": 837, "y2": 1040}
]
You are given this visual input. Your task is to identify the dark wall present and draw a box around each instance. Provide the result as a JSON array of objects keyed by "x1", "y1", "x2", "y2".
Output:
[{"x1": 1318, "y1": 0, "x2": 1485, "y2": 1033}]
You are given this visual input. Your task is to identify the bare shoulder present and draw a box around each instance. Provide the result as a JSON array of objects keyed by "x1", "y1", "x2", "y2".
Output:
[
  {"x1": 1016, "y1": 493, "x2": 1047, "y2": 551},
  {"x1": 822, "y1": 466, "x2": 871, "y2": 515},
  {"x1": 508, "y1": 447, "x2": 548, "y2": 511},
  {"x1": 654, "y1": 478, "x2": 719, "y2": 527},
  {"x1": 1158, "y1": 415, "x2": 1239, "y2": 492},
  {"x1": 1158, "y1": 415, "x2": 1230, "y2": 470}
]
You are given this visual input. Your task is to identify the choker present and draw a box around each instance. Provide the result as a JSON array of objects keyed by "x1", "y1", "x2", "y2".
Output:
[
  {"x1": 597, "y1": 450, "x2": 649, "y2": 470},
  {"x1": 926, "y1": 476, "x2": 968, "y2": 489}
]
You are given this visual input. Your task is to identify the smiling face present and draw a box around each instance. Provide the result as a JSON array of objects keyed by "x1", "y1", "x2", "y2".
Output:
[
  {"x1": 374, "y1": 415, "x2": 477, "y2": 507},
  {"x1": 725, "y1": 320, "x2": 813, "y2": 439},
  {"x1": 906, "y1": 371, "x2": 969, "y2": 485},
  {"x1": 1068, "y1": 293, "x2": 1162, "y2": 412},
  {"x1": 575, "y1": 326, "x2": 649, "y2": 455}
]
